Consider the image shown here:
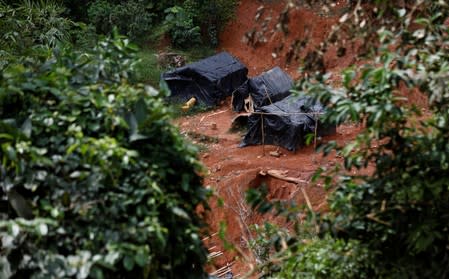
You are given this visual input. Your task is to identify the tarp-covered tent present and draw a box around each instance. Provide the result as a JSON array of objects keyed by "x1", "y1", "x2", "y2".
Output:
[
  {"x1": 162, "y1": 52, "x2": 248, "y2": 106},
  {"x1": 232, "y1": 66, "x2": 293, "y2": 112},
  {"x1": 240, "y1": 95, "x2": 336, "y2": 151}
]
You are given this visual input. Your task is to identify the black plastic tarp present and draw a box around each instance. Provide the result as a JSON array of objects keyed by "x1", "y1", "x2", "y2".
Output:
[
  {"x1": 162, "y1": 52, "x2": 248, "y2": 106},
  {"x1": 240, "y1": 95, "x2": 336, "y2": 151},
  {"x1": 232, "y1": 66, "x2": 293, "y2": 112},
  {"x1": 249, "y1": 66, "x2": 293, "y2": 108}
]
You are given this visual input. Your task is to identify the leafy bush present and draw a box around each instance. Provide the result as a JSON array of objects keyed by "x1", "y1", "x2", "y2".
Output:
[
  {"x1": 163, "y1": 6, "x2": 202, "y2": 48},
  {"x1": 87, "y1": 0, "x2": 154, "y2": 42},
  {"x1": 0, "y1": 1, "x2": 73, "y2": 59},
  {"x1": 154, "y1": 0, "x2": 238, "y2": 47},
  {"x1": 85, "y1": 0, "x2": 112, "y2": 34},
  {"x1": 0, "y1": 34, "x2": 210, "y2": 278},
  {"x1": 265, "y1": 238, "x2": 374, "y2": 279},
  {"x1": 314, "y1": 13, "x2": 449, "y2": 276},
  {"x1": 246, "y1": 1, "x2": 449, "y2": 278},
  {"x1": 183, "y1": 0, "x2": 238, "y2": 47},
  {"x1": 69, "y1": 22, "x2": 98, "y2": 50},
  {"x1": 27, "y1": 0, "x2": 238, "y2": 47}
]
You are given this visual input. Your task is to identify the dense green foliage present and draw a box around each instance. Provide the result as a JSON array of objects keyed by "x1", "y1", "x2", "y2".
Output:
[
  {"x1": 269, "y1": 237, "x2": 374, "y2": 279},
  {"x1": 183, "y1": 0, "x2": 238, "y2": 46},
  {"x1": 163, "y1": 6, "x2": 202, "y2": 48},
  {"x1": 69, "y1": 0, "x2": 237, "y2": 47},
  {"x1": 0, "y1": 0, "x2": 73, "y2": 65},
  {"x1": 0, "y1": 2, "x2": 210, "y2": 278},
  {"x1": 1, "y1": 0, "x2": 238, "y2": 47},
  {"x1": 87, "y1": 0, "x2": 154, "y2": 42},
  {"x1": 247, "y1": 1, "x2": 449, "y2": 278},
  {"x1": 316, "y1": 9, "x2": 449, "y2": 276}
]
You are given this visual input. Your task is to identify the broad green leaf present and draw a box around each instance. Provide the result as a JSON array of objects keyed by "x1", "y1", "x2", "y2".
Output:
[
  {"x1": 134, "y1": 98, "x2": 147, "y2": 125},
  {"x1": 20, "y1": 118, "x2": 32, "y2": 138},
  {"x1": 123, "y1": 255, "x2": 135, "y2": 271},
  {"x1": 172, "y1": 207, "x2": 190, "y2": 220},
  {"x1": 38, "y1": 223, "x2": 48, "y2": 236},
  {"x1": 134, "y1": 253, "x2": 148, "y2": 267}
]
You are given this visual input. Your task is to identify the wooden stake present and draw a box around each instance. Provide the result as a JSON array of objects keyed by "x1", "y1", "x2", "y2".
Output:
[
  {"x1": 261, "y1": 114, "x2": 265, "y2": 156},
  {"x1": 300, "y1": 186, "x2": 313, "y2": 213},
  {"x1": 314, "y1": 117, "x2": 318, "y2": 150}
]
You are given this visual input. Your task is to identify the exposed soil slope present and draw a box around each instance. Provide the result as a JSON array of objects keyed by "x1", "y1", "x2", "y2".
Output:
[
  {"x1": 175, "y1": 0, "x2": 370, "y2": 276},
  {"x1": 177, "y1": 103, "x2": 363, "y2": 275},
  {"x1": 218, "y1": 0, "x2": 354, "y2": 79}
]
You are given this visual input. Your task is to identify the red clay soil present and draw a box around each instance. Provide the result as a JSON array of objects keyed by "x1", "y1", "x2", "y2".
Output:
[
  {"x1": 218, "y1": 0, "x2": 355, "y2": 79},
  {"x1": 177, "y1": 102, "x2": 364, "y2": 276},
  {"x1": 200, "y1": 1, "x2": 360, "y2": 276},
  {"x1": 174, "y1": 0, "x2": 415, "y2": 276}
]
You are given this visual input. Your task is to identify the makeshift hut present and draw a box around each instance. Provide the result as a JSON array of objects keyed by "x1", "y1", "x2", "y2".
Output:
[
  {"x1": 240, "y1": 95, "x2": 336, "y2": 151},
  {"x1": 232, "y1": 66, "x2": 293, "y2": 112},
  {"x1": 162, "y1": 52, "x2": 248, "y2": 106}
]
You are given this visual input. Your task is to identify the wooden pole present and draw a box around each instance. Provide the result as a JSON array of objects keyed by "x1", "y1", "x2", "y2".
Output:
[
  {"x1": 261, "y1": 114, "x2": 265, "y2": 156},
  {"x1": 314, "y1": 116, "x2": 318, "y2": 150}
]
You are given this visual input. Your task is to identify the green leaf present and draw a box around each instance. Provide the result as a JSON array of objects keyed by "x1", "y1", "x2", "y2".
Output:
[
  {"x1": 10, "y1": 223, "x2": 20, "y2": 237},
  {"x1": 134, "y1": 253, "x2": 148, "y2": 267},
  {"x1": 172, "y1": 207, "x2": 190, "y2": 220},
  {"x1": 123, "y1": 255, "x2": 135, "y2": 271},
  {"x1": 20, "y1": 118, "x2": 32, "y2": 138},
  {"x1": 38, "y1": 223, "x2": 48, "y2": 236},
  {"x1": 134, "y1": 98, "x2": 147, "y2": 125},
  {"x1": 125, "y1": 112, "x2": 138, "y2": 136},
  {"x1": 0, "y1": 134, "x2": 14, "y2": 140},
  {"x1": 7, "y1": 189, "x2": 33, "y2": 219},
  {"x1": 129, "y1": 133, "x2": 149, "y2": 143},
  {"x1": 89, "y1": 266, "x2": 104, "y2": 279},
  {"x1": 5, "y1": 144, "x2": 17, "y2": 161},
  {"x1": 305, "y1": 133, "x2": 315, "y2": 146}
]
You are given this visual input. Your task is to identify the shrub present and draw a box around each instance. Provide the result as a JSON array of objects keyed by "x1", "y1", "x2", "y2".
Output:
[
  {"x1": 69, "y1": 22, "x2": 98, "y2": 50},
  {"x1": 183, "y1": 0, "x2": 238, "y2": 46},
  {"x1": 265, "y1": 238, "x2": 374, "y2": 279},
  {"x1": 163, "y1": 6, "x2": 202, "y2": 48},
  {"x1": 0, "y1": 1, "x2": 73, "y2": 59},
  {"x1": 85, "y1": 0, "x2": 112, "y2": 34},
  {"x1": 0, "y1": 34, "x2": 209, "y2": 278},
  {"x1": 87, "y1": 0, "x2": 154, "y2": 42},
  {"x1": 246, "y1": 1, "x2": 449, "y2": 278}
]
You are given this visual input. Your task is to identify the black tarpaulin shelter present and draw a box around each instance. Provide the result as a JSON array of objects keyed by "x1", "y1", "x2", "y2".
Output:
[
  {"x1": 240, "y1": 95, "x2": 336, "y2": 151},
  {"x1": 249, "y1": 66, "x2": 293, "y2": 107},
  {"x1": 232, "y1": 66, "x2": 293, "y2": 112},
  {"x1": 162, "y1": 52, "x2": 248, "y2": 106}
]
